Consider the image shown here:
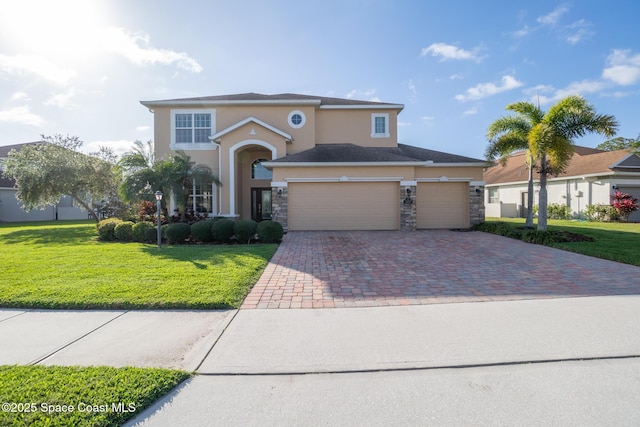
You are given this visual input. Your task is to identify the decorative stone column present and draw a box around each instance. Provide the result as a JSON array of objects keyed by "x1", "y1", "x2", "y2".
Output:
[
  {"x1": 400, "y1": 184, "x2": 416, "y2": 231},
  {"x1": 469, "y1": 185, "x2": 485, "y2": 226},
  {"x1": 271, "y1": 186, "x2": 288, "y2": 231}
]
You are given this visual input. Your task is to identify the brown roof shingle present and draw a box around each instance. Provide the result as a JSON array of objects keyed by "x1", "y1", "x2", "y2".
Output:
[{"x1": 484, "y1": 145, "x2": 640, "y2": 185}]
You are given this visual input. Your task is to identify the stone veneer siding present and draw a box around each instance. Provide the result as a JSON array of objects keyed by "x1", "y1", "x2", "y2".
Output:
[
  {"x1": 469, "y1": 185, "x2": 485, "y2": 226},
  {"x1": 400, "y1": 184, "x2": 416, "y2": 231},
  {"x1": 271, "y1": 187, "x2": 288, "y2": 231}
]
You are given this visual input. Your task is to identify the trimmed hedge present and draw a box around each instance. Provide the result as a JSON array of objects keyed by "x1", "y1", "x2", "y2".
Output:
[
  {"x1": 257, "y1": 220, "x2": 284, "y2": 243},
  {"x1": 211, "y1": 219, "x2": 235, "y2": 243},
  {"x1": 132, "y1": 221, "x2": 154, "y2": 243},
  {"x1": 165, "y1": 223, "x2": 191, "y2": 244},
  {"x1": 114, "y1": 221, "x2": 134, "y2": 241},
  {"x1": 97, "y1": 218, "x2": 121, "y2": 241},
  {"x1": 191, "y1": 219, "x2": 215, "y2": 243},
  {"x1": 234, "y1": 220, "x2": 258, "y2": 244}
]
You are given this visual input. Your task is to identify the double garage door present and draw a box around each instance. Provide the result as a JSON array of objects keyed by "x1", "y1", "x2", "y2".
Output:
[
  {"x1": 287, "y1": 181, "x2": 470, "y2": 231},
  {"x1": 288, "y1": 182, "x2": 399, "y2": 231}
]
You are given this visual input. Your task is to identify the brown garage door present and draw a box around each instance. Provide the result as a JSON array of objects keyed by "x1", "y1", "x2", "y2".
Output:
[
  {"x1": 618, "y1": 187, "x2": 640, "y2": 222},
  {"x1": 288, "y1": 182, "x2": 399, "y2": 230},
  {"x1": 416, "y1": 182, "x2": 469, "y2": 229}
]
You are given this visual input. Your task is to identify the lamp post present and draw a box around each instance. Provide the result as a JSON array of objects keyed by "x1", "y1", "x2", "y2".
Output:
[{"x1": 155, "y1": 191, "x2": 163, "y2": 248}]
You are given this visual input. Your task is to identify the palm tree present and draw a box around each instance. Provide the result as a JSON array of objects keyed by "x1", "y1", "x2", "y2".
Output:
[
  {"x1": 118, "y1": 148, "x2": 221, "y2": 221},
  {"x1": 486, "y1": 102, "x2": 543, "y2": 228},
  {"x1": 487, "y1": 95, "x2": 618, "y2": 231}
]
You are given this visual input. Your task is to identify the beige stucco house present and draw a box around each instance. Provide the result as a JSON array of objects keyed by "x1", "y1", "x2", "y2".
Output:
[
  {"x1": 140, "y1": 93, "x2": 486, "y2": 231},
  {"x1": 484, "y1": 145, "x2": 640, "y2": 222}
]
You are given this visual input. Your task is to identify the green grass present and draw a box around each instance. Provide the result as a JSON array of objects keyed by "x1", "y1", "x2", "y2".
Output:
[
  {"x1": 0, "y1": 365, "x2": 190, "y2": 427},
  {"x1": 484, "y1": 217, "x2": 640, "y2": 266},
  {"x1": 0, "y1": 221, "x2": 278, "y2": 309}
]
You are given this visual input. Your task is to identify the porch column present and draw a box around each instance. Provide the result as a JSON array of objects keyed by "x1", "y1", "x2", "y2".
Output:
[
  {"x1": 400, "y1": 182, "x2": 416, "y2": 231},
  {"x1": 271, "y1": 184, "x2": 288, "y2": 231}
]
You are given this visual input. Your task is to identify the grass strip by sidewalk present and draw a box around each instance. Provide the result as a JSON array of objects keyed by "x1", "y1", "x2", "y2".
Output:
[
  {"x1": 0, "y1": 221, "x2": 278, "y2": 309},
  {"x1": 481, "y1": 218, "x2": 640, "y2": 267},
  {"x1": 0, "y1": 365, "x2": 190, "y2": 427}
]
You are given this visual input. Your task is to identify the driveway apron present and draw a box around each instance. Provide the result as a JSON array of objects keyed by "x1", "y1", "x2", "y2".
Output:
[{"x1": 242, "y1": 230, "x2": 640, "y2": 309}]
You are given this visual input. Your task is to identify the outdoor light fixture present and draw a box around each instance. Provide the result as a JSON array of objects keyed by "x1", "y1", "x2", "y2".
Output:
[
  {"x1": 155, "y1": 191, "x2": 163, "y2": 248},
  {"x1": 277, "y1": 188, "x2": 283, "y2": 195},
  {"x1": 406, "y1": 188, "x2": 412, "y2": 195}
]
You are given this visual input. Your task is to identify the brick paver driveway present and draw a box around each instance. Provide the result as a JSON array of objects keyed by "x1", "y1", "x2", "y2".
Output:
[{"x1": 242, "y1": 230, "x2": 640, "y2": 309}]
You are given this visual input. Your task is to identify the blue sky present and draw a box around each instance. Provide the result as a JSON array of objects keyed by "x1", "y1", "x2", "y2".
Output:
[{"x1": 1, "y1": 0, "x2": 639, "y2": 159}]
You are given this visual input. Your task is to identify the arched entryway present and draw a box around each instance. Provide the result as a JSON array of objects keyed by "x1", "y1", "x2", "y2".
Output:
[{"x1": 228, "y1": 140, "x2": 278, "y2": 219}]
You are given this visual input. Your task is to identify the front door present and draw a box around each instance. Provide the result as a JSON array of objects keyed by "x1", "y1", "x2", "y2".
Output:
[{"x1": 251, "y1": 188, "x2": 272, "y2": 221}]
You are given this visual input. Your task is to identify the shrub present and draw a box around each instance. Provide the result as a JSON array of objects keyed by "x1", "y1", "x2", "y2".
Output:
[
  {"x1": 132, "y1": 221, "x2": 154, "y2": 243},
  {"x1": 97, "y1": 218, "x2": 122, "y2": 241},
  {"x1": 546, "y1": 203, "x2": 572, "y2": 220},
  {"x1": 472, "y1": 221, "x2": 521, "y2": 239},
  {"x1": 191, "y1": 219, "x2": 215, "y2": 243},
  {"x1": 257, "y1": 220, "x2": 284, "y2": 243},
  {"x1": 234, "y1": 220, "x2": 258, "y2": 244},
  {"x1": 165, "y1": 223, "x2": 191, "y2": 244},
  {"x1": 114, "y1": 221, "x2": 134, "y2": 241},
  {"x1": 146, "y1": 226, "x2": 160, "y2": 244},
  {"x1": 211, "y1": 219, "x2": 236, "y2": 243},
  {"x1": 585, "y1": 204, "x2": 619, "y2": 222},
  {"x1": 521, "y1": 230, "x2": 567, "y2": 245},
  {"x1": 611, "y1": 191, "x2": 639, "y2": 221}
]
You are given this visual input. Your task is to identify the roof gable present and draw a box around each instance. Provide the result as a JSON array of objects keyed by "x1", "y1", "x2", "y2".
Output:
[{"x1": 210, "y1": 116, "x2": 292, "y2": 143}]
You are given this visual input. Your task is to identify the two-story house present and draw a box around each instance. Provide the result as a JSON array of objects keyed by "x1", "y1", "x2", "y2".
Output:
[{"x1": 140, "y1": 93, "x2": 486, "y2": 231}]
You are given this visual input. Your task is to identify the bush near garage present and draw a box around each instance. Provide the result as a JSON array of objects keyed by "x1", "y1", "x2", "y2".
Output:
[{"x1": 257, "y1": 220, "x2": 284, "y2": 243}]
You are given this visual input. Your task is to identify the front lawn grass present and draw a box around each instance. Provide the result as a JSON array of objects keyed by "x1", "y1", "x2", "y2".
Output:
[
  {"x1": 484, "y1": 217, "x2": 640, "y2": 266},
  {"x1": 0, "y1": 221, "x2": 278, "y2": 309},
  {"x1": 0, "y1": 365, "x2": 190, "y2": 427}
]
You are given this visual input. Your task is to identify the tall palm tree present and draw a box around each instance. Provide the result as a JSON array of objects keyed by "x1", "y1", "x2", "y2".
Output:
[
  {"x1": 487, "y1": 95, "x2": 618, "y2": 231},
  {"x1": 486, "y1": 102, "x2": 543, "y2": 228}
]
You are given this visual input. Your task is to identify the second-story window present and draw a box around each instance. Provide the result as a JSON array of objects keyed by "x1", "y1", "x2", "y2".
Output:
[
  {"x1": 371, "y1": 113, "x2": 389, "y2": 138},
  {"x1": 171, "y1": 109, "x2": 216, "y2": 147}
]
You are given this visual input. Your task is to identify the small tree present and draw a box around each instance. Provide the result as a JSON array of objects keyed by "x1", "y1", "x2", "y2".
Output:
[
  {"x1": 611, "y1": 191, "x2": 639, "y2": 221},
  {"x1": 3, "y1": 135, "x2": 118, "y2": 223}
]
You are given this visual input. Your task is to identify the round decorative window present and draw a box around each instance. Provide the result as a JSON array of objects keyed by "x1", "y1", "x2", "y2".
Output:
[{"x1": 288, "y1": 110, "x2": 306, "y2": 129}]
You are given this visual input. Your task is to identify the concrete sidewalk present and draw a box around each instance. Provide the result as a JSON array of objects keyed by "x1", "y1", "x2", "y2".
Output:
[
  {"x1": 2, "y1": 296, "x2": 640, "y2": 372},
  {"x1": 3, "y1": 296, "x2": 640, "y2": 425}
]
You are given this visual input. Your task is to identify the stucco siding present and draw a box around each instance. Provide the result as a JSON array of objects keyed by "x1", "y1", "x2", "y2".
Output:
[{"x1": 315, "y1": 109, "x2": 398, "y2": 147}]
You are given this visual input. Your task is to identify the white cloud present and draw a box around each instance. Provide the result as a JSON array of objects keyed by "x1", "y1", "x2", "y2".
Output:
[
  {"x1": 563, "y1": 19, "x2": 593, "y2": 45},
  {"x1": 82, "y1": 139, "x2": 137, "y2": 157},
  {"x1": 450, "y1": 73, "x2": 464, "y2": 80},
  {"x1": 0, "y1": 106, "x2": 44, "y2": 126},
  {"x1": 535, "y1": 79, "x2": 606, "y2": 105},
  {"x1": 0, "y1": 54, "x2": 76, "y2": 85},
  {"x1": 43, "y1": 89, "x2": 78, "y2": 109},
  {"x1": 397, "y1": 121, "x2": 411, "y2": 127},
  {"x1": 136, "y1": 125, "x2": 151, "y2": 132},
  {"x1": 463, "y1": 106, "x2": 479, "y2": 116},
  {"x1": 420, "y1": 43, "x2": 483, "y2": 62},
  {"x1": 537, "y1": 5, "x2": 569, "y2": 26},
  {"x1": 99, "y1": 27, "x2": 202, "y2": 73},
  {"x1": 345, "y1": 89, "x2": 379, "y2": 102},
  {"x1": 10, "y1": 92, "x2": 29, "y2": 102},
  {"x1": 455, "y1": 75, "x2": 523, "y2": 102},
  {"x1": 602, "y1": 49, "x2": 640, "y2": 86},
  {"x1": 513, "y1": 24, "x2": 532, "y2": 38}
]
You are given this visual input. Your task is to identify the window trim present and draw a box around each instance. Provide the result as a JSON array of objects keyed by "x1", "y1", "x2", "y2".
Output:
[
  {"x1": 488, "y1": 188, "x2": 499, "y2": 204},
  {"x1": 170, "y1": 109, "x2": 217, "y2": 150},
  {"x1": 371, "y1": 113, "x2": 390, "y2": 138}
]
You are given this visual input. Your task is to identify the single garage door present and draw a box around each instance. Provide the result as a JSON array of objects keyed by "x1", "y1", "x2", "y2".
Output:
[
  {"x1": 618, "y1": 187, "x2": 640, "y2": 222},
  {"x1": 416, "y1": 182, "x2": 469, "y2": 229},
  {"x1": 288, "y1": 182, "x2": 399, "y2": 230}
]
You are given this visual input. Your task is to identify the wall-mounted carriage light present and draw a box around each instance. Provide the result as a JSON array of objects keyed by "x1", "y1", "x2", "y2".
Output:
[{"x1": 277, "y1": 188, "x2": 283, "y2": 195}]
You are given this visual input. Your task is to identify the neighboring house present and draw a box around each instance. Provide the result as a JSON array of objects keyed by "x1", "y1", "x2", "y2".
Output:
[
  {"x1": 141, "y1": 93, "x2": 486, "y2": 231},
  {"x1": 484, "y1": 145, "x2": 640, "y2": 222},
  {"x1": 0, "y1": 142, "x2": 88, "y2": 222}
]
